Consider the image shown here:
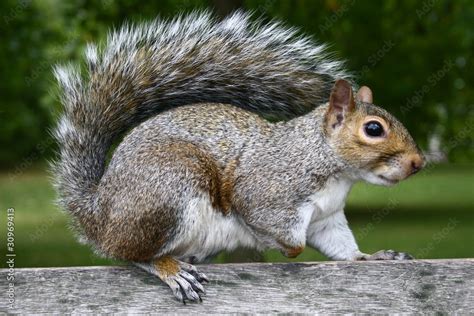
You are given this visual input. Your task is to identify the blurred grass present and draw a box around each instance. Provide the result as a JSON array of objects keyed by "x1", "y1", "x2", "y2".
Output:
[{"x1": 1, "y1": 164, "x2": 473, "y2": 268}]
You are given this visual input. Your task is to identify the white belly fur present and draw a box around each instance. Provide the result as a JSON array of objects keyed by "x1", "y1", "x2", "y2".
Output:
[
  {"x1": 156, "y1": 193, "x2": 258, "y2": 262},
  {"x1": 309, "y1": 176, "x2": 353, "y2": 221},
  {"x1": 295, "y1": 176, "x2": 354, "y2": 240}
]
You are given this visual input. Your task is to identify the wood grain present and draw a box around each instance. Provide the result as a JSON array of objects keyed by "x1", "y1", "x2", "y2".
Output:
[{"x1": 1, "y1": 259, "x2": 473, "y2": 313}]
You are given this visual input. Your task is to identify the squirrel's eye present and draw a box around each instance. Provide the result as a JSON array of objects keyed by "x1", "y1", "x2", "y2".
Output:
[{"x1": 364, "y1": 121, "x2": 385, "y2": 137}]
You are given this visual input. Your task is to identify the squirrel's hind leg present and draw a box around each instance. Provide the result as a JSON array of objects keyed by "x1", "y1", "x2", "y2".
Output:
[{"x1": 134, "y1": 256, "x2": 208, "y2": 303}]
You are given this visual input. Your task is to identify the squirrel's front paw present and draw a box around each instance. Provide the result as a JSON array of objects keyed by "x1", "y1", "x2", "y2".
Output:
[{"x1": 358, "y1": 249, "x2": 414, "y2": 260}]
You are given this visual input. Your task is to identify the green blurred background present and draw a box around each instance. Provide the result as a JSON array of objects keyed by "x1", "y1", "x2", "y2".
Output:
[{"x1": 0, "y1": 0, "x2": 472, "y2": 268}]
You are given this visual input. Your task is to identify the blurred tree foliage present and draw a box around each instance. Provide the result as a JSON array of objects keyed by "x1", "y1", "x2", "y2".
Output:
[{"x1": 0, "y1": 0, "x2": 472, "y2": 169}]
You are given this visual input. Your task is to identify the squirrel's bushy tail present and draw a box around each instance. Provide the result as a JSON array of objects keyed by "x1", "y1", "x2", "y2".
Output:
[{"x1": 52, "y1": 11, "x2": 349, "y2": 220}]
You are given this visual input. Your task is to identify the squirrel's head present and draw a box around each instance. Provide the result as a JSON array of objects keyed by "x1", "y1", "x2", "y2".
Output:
[{"x1": 324, "y1": 79, "x2": 425, "y2": 186}]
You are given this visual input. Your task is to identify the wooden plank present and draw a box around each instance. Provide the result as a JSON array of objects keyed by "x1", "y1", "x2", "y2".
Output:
[{"x1": 0, "y1": 259, "x2": 473, "y2": 313}]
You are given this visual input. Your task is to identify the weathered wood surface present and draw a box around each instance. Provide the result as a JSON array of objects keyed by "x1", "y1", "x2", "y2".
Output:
[{"x1": 0, "y1": 259, "x2": 473, "y2": 313}]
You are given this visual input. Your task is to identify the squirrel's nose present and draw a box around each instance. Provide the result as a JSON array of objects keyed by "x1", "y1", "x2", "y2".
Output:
[{"x1": 410, "y1": 154, "x2": 424, "y2": 175}]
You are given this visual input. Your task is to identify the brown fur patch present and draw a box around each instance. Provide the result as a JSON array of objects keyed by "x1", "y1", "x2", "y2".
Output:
[
  {"x1": 285, "y1": 245, "x2": 305, "y2": 258},
  {"x1": 156, "y1": 141, "x2": 230, "y2": 215},
  {"x1": 277, "y1": 239, "x2": 305, "y2": 258},
  {"x1": 98, "y1": 207, "x2": 170, "y2": 262},
  {"x1": 219, "y1": 159, "x2": 239, "y2": 215},
  {"x1": 154, "y1": 256, "x2": 180, "y2": 278},
  {"x1": 160, "y1": 140, "x2": 237, "y2": 216}
]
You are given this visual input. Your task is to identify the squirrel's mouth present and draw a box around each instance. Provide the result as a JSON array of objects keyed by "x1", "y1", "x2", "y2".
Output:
[{"x1": 377, "y1": 175, "x2": 399, "y2": 185}]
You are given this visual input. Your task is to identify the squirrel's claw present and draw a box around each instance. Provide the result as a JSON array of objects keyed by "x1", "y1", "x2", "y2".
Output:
[
  {"x1": 179, "y1": 260, "x2": 210, "y2": 284},
  {"x1": 165, "y1": 278, "x2": 185, "y2": 302},
  {"x1": 179, "y1": 270, "x2": 206, "y2": 295},
  {"x1": 173, "y1": 274, "x2": 202, "y2": 302},
  {"x1": 165, "y1": 264, "x2": 208, "y2": 303},
  {"x1": 359, "y1": 249, "x2": 414, "y2": 260}
]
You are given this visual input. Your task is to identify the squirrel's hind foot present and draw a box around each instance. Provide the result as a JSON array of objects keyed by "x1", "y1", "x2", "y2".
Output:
[{"x1": 134, "y1": 256, "x2": 208, "y2": 303}]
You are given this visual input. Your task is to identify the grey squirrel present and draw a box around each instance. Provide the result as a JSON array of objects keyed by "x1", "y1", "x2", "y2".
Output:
[{"x1": 52, "y1": 11, "x2": 424, "y2": 302}]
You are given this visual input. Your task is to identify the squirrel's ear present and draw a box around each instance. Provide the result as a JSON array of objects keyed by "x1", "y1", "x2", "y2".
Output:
[
  {"x1": 356, "y1": 86, "x2": 373, "y2": 103},
  {"x1": 326, "y1": 79, "x2": 355, "y2": 129}
]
